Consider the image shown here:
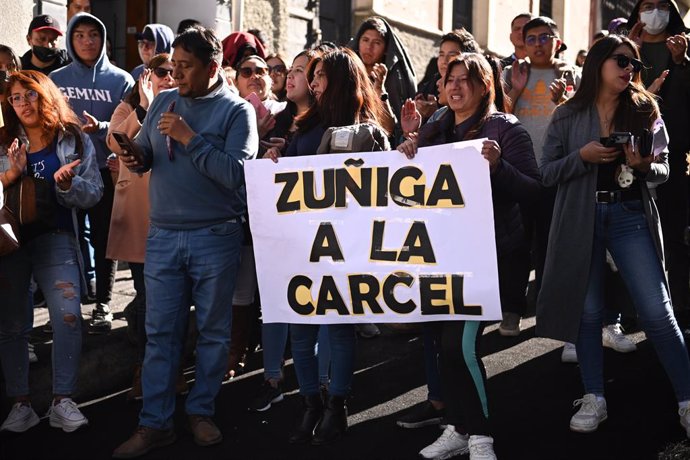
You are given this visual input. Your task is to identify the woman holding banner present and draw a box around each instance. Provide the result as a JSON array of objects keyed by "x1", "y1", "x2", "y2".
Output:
[
  {"x1": 270, "y1": 47, "x2": 390, "y2": 446},
  {"x1": 397, "y1": 53, "x2": 540, "y2": 460},
  {"x1": 537, "y1": 35, "x2": 690, "y2": 435}
]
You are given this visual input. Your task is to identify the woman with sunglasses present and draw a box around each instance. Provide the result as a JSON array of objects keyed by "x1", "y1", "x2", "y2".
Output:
[
  {"x1": 537, "y1": 34, "x2": 690, "y2": 435},
  {"x1": 396, "y1": 53, "x2": 539, "y2": 460},
  {"x1": 105, "y1": 53, "x2": 188, "y2": 400},
  {"x1": 235, "y1": 55, "x2": 286, "y2": 140},
  {"x1": 0, "y1": 70, "x2": 102, "y2": 433},
  {"x1": 266, "y1": 53, "x2": 288, "y2": 101}
]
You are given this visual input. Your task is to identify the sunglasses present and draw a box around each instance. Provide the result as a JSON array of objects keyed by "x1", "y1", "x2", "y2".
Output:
[
  {"x1": 238, "y1": 66, "x2": 268, "y2": 78},
  {"x1": 8, "y1": 89, "x2": 39, "y2": 106},
  {"x1": 152, "y1": 67, "x2": 173, "y2": 78},
  {"x1": 525, "y1": 33, "x2": 557, "y2": 46},
  {"x1": 610, "y1": 54, "x2": 643, "y2": 73},
  {"x1": 268, "y1": 64, "x2": 287, "y2": 75}
]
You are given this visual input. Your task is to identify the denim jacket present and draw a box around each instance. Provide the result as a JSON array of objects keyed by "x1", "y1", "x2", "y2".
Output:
[{"x1": 13, "y1": 127, "x2": 104, "y2": 212}]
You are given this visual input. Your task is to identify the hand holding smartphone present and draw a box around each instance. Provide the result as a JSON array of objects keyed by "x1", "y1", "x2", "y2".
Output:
[
  {"x1": 111, "y1": 131, "x2": 146, "y2": 167},
  {"x1": 245, "y1": 92, "x2": 269, "y2": 118}
]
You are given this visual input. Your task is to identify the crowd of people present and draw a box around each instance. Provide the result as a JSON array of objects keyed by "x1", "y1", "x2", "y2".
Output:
[{"x1": 0, "y1": 0, "x2": 689, "y2": 459}]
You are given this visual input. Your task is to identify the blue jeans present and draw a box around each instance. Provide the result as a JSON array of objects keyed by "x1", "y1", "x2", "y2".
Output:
[
  {"x1": 317, "y1": 326, "x2": 331, "y2": 385},
  {"x1": 0, "y1": 232, "x2": 82, "y2": 397},
  {"x1": 139, "y1": 221, "x2": 243, "y2": 430},
  {"x1": 577, "y1": 201, "x2": 690, "y2": 401},
  {"x1": 262, "y1": 323, "x2": 288, "y2": 381},
  {"x1": 262, "y1": 324, "x2": 330, "y2": 383},
  {"x1": 290, "y1": 324, "x2": 355, "y2": 397}
]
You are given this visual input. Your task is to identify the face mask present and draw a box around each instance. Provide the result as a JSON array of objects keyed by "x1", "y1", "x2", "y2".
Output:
[
  {"x1": 32, "y1": 45, "x2": 59, "y2": 63},
  {"x1": 640, "y1": 10, "x2": 670, "y2": 35}
]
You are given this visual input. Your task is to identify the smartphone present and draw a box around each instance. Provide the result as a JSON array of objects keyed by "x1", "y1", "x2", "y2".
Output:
[
  {"x1": 111, "y1": 131, "x2": 145, "y2": 164},
  {"x1": 245, "y1": 92, "x2": 269, "y2": 118},
  {"x1": 601, "y1": 131, "x2": 632, "y2": 148}
]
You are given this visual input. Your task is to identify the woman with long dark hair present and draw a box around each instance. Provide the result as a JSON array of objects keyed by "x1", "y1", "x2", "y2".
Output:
[
  {"x1": 273, "y1": 47, "x2": 390, "y2": 446},
  {"x1": 536, "y1": 34, "x2": 690, "y2": 435},
  {"x1": 397, "y1": 53, "x2": 540, "y2": 459},
  {"x1": 0, "y1": 70, "x2": 102, "y2": 433}
]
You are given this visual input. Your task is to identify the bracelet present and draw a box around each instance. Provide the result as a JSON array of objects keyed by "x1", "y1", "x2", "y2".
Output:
[{"x1": 135, "y1": 105, "x2": 148, "y2": 123}]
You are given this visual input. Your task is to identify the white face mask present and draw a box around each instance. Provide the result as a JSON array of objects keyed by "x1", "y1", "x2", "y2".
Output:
[{"x1": 640, "y1": 9, "x2": 670, "y2": 35}]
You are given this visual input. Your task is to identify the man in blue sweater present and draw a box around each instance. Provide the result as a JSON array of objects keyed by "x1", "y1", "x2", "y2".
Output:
[
  {"x1": 112, "y1": 26, "x2": 257, "y2": 458},
  {"x1": 50, "y1": 13, "x2": 134, "y2": 333}
]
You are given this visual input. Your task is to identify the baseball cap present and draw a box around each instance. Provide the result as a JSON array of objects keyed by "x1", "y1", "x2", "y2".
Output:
[
  {"x1": 28, "y1": 15, "x2": 63, "y2": 36},
  {"x1": 135, "y1": 27, "x2": 155, "y2": 42}
]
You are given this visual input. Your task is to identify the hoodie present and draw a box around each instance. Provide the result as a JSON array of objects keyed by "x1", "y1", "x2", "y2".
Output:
[
  {"x1": 50, "y1": 13, "x2": 134, "y2": 169},
  {"x1": 221, "y1": 32, "x2": 266, "y2": 69},
  {"x1": 130, "y1": 23, "x2": 175, "y2": 80},
  {"x1": 349, "y1": 17, "x2": 417, "y2": 123}
]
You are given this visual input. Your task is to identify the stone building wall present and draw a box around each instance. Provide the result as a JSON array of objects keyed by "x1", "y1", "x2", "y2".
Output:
[{"x1": 2, "y1": 0, "x2": 38, "y2": 57}]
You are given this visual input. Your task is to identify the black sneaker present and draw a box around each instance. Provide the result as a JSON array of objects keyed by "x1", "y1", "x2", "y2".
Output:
[
  {"x1": 396, "y1": 400, "x2": 445, "y2": 429},
  {"x1": 88, "y1": 304, "x2": 113, "y2": 334},
  {"x1": 248, "y1": 381, "x2": 284, "y2": 412}
]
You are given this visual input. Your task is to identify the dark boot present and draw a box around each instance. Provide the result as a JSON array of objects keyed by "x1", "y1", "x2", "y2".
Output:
[
  {"x1": 225, "y1": 304, "x2": 252, "y2": 379},
  {"x1": 312, "y1": 394, "x2": 347, "y2": 445},
  {"x1": 288, "y1": 394, "x2": 323, "y2": 444}
]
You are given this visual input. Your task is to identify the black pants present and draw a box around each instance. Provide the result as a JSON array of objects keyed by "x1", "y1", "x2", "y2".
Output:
[
  {"x1": 81, "y1": 168, "x2": 116, "y2": 306},
  {"x1": 498, "y1": 247, "x2": 530, "y2": 316},
  {"x1": 656, "y1": 170, "x2": 690, "y2": 315},
  {"x1": 430, "y1": 321, "x2": 490, "y2": 436}
]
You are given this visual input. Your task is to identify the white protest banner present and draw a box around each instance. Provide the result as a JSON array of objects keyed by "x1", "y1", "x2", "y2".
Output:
[{"x1": 245, "y1": 139, "x2": 501, "y2": 324}]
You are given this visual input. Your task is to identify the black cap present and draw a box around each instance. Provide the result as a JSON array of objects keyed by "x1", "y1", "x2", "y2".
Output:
[
  {"x1": 135, "y1": 27, "x2": 155, "y2": 42},
  {"x1": 28, "y1": 15, "x2": 63, "y2": 36}
]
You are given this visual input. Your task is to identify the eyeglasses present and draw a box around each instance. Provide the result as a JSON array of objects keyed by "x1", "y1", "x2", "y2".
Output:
[
  {"x1": 524, "y1": 33, "x2": 557, "y2": 46},
  {"x1": 152, "y1": 67, "x2": 173, "y2": 78},
  {"x1": 238, "y1": 66, "x2": 268, "y2": 78},
  {"x1": 8, "y1": 89, "x2": 39, "y2": 106},
  {"x1": 268, "y1": 64, "x2": 287, "y2": 75},
  {"x1": 640, "y1": 1, "x2": 671, "y2": 12},
  {"x1": 610, "y1": 54, "x2": 643, "y2": 73},
  {"x1": 137, "y1": 40, "x2": 155, "y2": 49}
]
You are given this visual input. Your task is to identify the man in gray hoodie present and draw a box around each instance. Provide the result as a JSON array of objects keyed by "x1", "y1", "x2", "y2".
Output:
[{"x1": 50, "y1": 13, "x2": 134, "y2": 333}]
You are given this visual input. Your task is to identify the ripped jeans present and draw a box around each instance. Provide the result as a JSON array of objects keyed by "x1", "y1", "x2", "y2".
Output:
[{"x1": 0, "y1": 232, "x2": 82, "y2": 397}]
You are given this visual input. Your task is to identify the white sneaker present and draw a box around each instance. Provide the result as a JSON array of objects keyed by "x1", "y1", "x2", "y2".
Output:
[
  {"x1": 47, "y1": 398, "x2": 88, "y2": 432},
  {"x1": 0, "y1": 402, "x2": 40, "y2": 433},
  {"x1": 468, "y1": 435, "x2": 497, "y2": 460},
  {"x1": 569, "y1": 394, "x2": 607, "y2": 433},
  {"x1": 561, "y1": 342, "x2": 578, "y2": 363},
  {"x1": 28, "y1": 343, "x2": 38, "y2": 364},
  {"x1": 602, "y1": 324, "x2": 636, "y2": 353},
  {"x1": 679, "y1": 401, "x2": 690, "y2": 437},
  {"x1": 419, "y1": 424, "x2": 469, "y2": 459}
]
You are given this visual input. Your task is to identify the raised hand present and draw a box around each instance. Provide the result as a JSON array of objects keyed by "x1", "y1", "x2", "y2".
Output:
[
  {"x1": 54, "y1": 159, "x2": 81, "y2": 190},
  {"x1": 82, "y1": 111, "x2": 100, "y2": 134},
  {"x1": 139, "y1": 69, "x2": 154, "y2": 110},
  {"x1": 401, "y1": 98, "x2": 422, "y2": 138}
]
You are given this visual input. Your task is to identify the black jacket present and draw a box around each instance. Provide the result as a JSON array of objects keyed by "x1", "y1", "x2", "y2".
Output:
[
  {"x1": 349, "y1": 17, "x2": 417, "y2": 125},
  {"x1": 20, "y1": 49, "x2": 70, "y2": 75},
  {"x1": 628, "y1": 0, "x2": 690, "y2": 170},
  {"x1": 419, "y1": 110, "x2": 541, "y2": 255}
]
